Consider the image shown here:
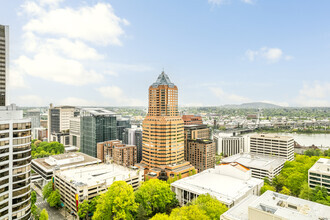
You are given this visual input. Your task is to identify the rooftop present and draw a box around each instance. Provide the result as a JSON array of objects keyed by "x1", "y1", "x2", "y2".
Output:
[
  {"x1": 184, "y1": 124, "x2": 208, "y2": 129},
  {"x1": 56, "y1": 163, "x2": 142, "y2": 187},
  {"x1": 80, "y1": 108, "x2": 115, "y2": 116},
  {"x1": 222, "y1": 153, "x2": 286, "y2": 171},
  {"x1": 250, "y1": 133, "x2": 294, "y2": 141},
  {"x1": 32, "y1": 152, "x2": 101, "y2": 172},
  {"x1": 171, "y1": 164, "x2": 263, "y2": 206},
  {"x1": 221, "y1": 195, "x2": 258, "y2": 220},
  {"x1": 309, "y1": 158, "x2": 330, "y2": 175},
  {"x1": 250, "y1": 191, "x2": 330, "y2": 220},
  {"x1": 151, "y1": 71, "x2": 175, "y2": 88}
]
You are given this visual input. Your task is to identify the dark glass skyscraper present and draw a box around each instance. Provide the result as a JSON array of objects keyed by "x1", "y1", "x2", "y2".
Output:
[
  {"x1": 80, "y1": 108, "x2": 117, "y2": 158},
  {"x1": 0, "y1": 25, "x2": 8, "y2": 106}
]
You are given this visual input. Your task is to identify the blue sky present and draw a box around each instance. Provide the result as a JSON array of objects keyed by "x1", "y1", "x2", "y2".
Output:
[{"x1": 1, "y1": 0, "x2": 330, "y2": 107}]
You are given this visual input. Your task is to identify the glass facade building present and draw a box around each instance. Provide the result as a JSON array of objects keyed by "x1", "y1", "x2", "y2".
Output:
[
  {"x1": 0, "y1": 25, "x2": 9, "y2": 106},
  {"x1": 80, "y1": 108, "x2": 117, "y2": 158}
]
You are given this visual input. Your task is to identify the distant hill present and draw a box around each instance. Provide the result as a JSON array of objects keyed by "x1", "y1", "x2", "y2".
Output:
[{"x1": 222, "y1": 102, "x2": 283, "y2": 109}]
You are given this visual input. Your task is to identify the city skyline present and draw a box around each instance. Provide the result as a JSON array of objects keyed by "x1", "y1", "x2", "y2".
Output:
[{"x1": 1, "y1": 0, "x2": 330, "y2": 107}]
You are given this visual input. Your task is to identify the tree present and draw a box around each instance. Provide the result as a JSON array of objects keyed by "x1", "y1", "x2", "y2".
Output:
[
  {"x1": 191, "y1": 194, "x2": 228, "y2": 220},
  {"x1": 93, "y1": 181, "x2": 137, "y2": 220},
  {"x1": 150, "y1": 213, "x2": 170, "y2": 220},
  {"x1": 135, "y1": 179, "x2": 178, "y2": 217},
  {"x1": 299, "y1": 183, "x2": 313, "y2": 200},
  {"x1": 170, "y1": 205, "x2": 210, "y2": 220},
  {"x1": 42, "y1": 181, "x2": 53, "y2": 200},
  {"x1": 31, "y1": 191, "x2": 37, "y2": 205},
  {"x1": 263, "y1": 177, "x2": 271, "y2": 185},
  {"x1": 260, "y1": 184, "x2": 275, "y2": 195},
  {"x1": 78, "y1": 200, "x2": 90, "y2": 219},
  {"x1": 178, "y1": 173, "x2": 182, "y2": 179},
  {"x1": 192, "y1": 169, "x2": 196, "y2": 175},
  {"x1": 47, "y1": 189, "x2": 61, "y2": 207},
  {"x1": 136, "y1": 204, "x2": 148, "y2": 220},
  {"x1": 31, "y1": 204, "x2": 41, "y2": 219},
  {"x1": 39, "y1": 209, "x2": 49, "y2": 220},
  {"x1": 279, "y1": 186, "x2": 291, "y2": 195}
]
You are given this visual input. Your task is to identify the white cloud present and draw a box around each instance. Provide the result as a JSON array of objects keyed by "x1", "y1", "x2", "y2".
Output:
[
  {"x1": 246, "y1": 47, "x2": 292, "y2": 63},
  {"x1": 16, "y1": 95, "x2": 44, "y2": 106},
  {"x1": 58, "y1": 97, "x2": 99, "y2": 106},
  {"x1": 210, "y1": 87, "x2": 250, "y2": 104},
  {"x1": 241, "y1": 0, "x2": 255, "y2": 4},
  {"x1": 97, "y1": 86, "x2": 145, "y2": 106},
  {"x1": 23, "y1": 2, "x2": 129, "y2": 46},
  {"x1": 208, "y1": 0, "x2": 229, "y2": 5},
  {"x1": 8, "y1": 69, "x2": 28, "y2": 89},
  {"x1": 295, "y1": 82, "x2": 330, "y2": 107}
]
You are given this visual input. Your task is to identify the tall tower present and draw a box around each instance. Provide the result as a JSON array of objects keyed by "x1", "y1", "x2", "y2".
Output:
[
  {"x1": 0, "y1": 25, "x2": 9, "y2": 106},
  {"x1": 139, "y1": 72, "x2": 194, "y2": 179}
]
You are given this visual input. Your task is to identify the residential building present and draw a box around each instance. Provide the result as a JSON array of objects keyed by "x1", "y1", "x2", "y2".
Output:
[
  {"x1": 308, "y1": 158, "x2": 330, "y2": 193},
  {"x1": 186, "y1": 139, "x2": 216, "y2": 172},
  {"x1": 97, "y1": 140, "x2": 137, "y2": 167},
  {"x1": 31, "y1": 152, "x2": 101, "y2": 187},
  {"x1": 214, "y1": 133, "x2": 247, "y2": 156},
  {"x1": 222, "y1": 153, "x2": 286, "y2": 181},
  {"x1": 69, "y1": 116, "x2": 80, "y2": 149},
  {"x1": 0, "y1": 25, "x2": 8, "y2": 106},
  {"x1": 47, "y1": 104, "x2": 75, "y2": 142},
  {"x1": 80, "y1": 108, "x2": 117, "y2": 158},
  {"x1": 116, "y1": 117, "x2": 131, "y2": 141},
  {"x1": 123, "y1": 126, "x2": 143, "y2": 163},
  {"x1": 171, "y1": 162, "x2": 263, "y2": 208},
  {"x1": 0, "y1": 104, "x2": 32, "y2": 219},
  {"x1": 54, "y1": 164, "x2": 143, "y2": 218},
  {"x1": 34, "y1": 127, "x2": 47, "y2": 141},
  {"x1": 182, "y1": 115, "x2": 202, "y2": 125},
  {"x1": 184, "y1": 124, "x2": 211, "y2": 161},
  {"x1": 250, "y1": 134, "x2": 294, "y2": 161},
  {"x1": 221, "y1": 191, "x2": 330, "y2": 220},
  {"x1": 137, "y1": 72, "x2": 194, "y2": 179}
]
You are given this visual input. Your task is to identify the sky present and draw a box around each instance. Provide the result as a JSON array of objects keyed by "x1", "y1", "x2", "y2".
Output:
[{"x1": 1, "y1": 0, "x2": 330, "y2": 107}]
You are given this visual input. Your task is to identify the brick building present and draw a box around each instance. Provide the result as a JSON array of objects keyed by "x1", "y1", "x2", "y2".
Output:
[
  {"x1": 182, "y1": 115, "x2": 203, "y2": 125},
  {"x1": 184, "y1": 124, "x2": 211, "y2": 160},
  {"x1": 97, "y1": 140, "x2": 137, "y2": 167},
  {"x1": 187, "y1": 139, "x2": 216, "y2": 172}
]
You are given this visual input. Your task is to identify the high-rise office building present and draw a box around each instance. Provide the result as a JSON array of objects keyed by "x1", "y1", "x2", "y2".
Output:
[
  {"x1": 184, "y1": 124, "x2": 211, "y2": 161},
  {"x1": 214, "y1": 133, "x2": 247, "y2": 156},
  {"x1": 80, "y1": 108, "x2": 117, "y2": 158},
  {"x1": 186, "y1": 139, "x2": 216, "y2": 172},
  {"x1": 25, "y1": 109, "x2": 41, "y2": 139},
  {"x1": 250, "y1": 134, "x2": 294, "y2": 161},
  {"x1": 116, "y1": 117, "x2": 131, "y2": 141},
  {"x1": 69, "y1": 116, "x2": 80, "y2": 149},
  {"x1": 138, "y1": 72, "x2": 194, "y2": 179},
  {"x1": 47, "y1": 104, "x2": 75, "y2": 142},
  {"x1": 0, "y1": 25, "x2": 8, "y2": 106},
  {"x1": 0, "y1": 104, "x2": 32, "y2": 219}
]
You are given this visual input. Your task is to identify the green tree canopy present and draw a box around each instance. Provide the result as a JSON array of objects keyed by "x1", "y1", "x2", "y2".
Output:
[
  {"x1": 191, "y1": 194, "x2": 228, "y2": 220},
  {"x1": 279, "y1": 186, "x2": 291, "y2": 195},
  {"x1": 31, "y1": 191, "x2": 37, "y2": 205},
  {"x1": 78, "y1": 200, "x2": 90, "y2": 219},
  {"x1": 93, "y1": 181, "x2": 138, "y2": 220},
  {"x1": 39, "y1": 209, "x2": 49, "y2": 220},
  {"x1": 47, "y1": 189, "x2": 61, "y2": 207},
  {"x1": 260, "y1": 184, "x2": 276, "y2": 195},
  {"x1": 135, "y1": 179, "x2": 177, "y2": 217},
  {"x1": 150, "y1": 213, "x2": 170, "y2": 220},
  {"x1": 42, "y1": 181, "x2": 53, "y2": 200},
  {"x1": 170, "y1": 204, "x2": 210, "y2": 220}
]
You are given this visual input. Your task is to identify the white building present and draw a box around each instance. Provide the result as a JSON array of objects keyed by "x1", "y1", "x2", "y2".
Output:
[
  {"x1": 222, "y1": 153, "x2": 286, "y2": 181},
  {"x1": 214, "y1": 133, "x2": 247, "y2": 156},
  {"x1": 171, "y1": 163, "x2": 263, "y2": 208},
  {"x1": 308, "y1": 158, "x2": 330, "y2": 193},
  {"x1": 31, "y1": 152, "x2": 101, "y2": 187},
  {"x1": 221, "y1": 190, "x2": 330, "y2": 220},
  {"x1": 54, "y1": 164, "x2": 143, "y2": 218},
  {"x1": 69, "y1": 116, "x2": 80, "y2": 149},
  {"x1": 0, "y1": 104, "x2": 32, "y2": 219},
  {"x1": 250, "y1": 134, "x2": 294, "y2": 161}
]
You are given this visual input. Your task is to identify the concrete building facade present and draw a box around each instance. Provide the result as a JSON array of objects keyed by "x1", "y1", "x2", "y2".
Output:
[
  {"x1": 186, "y1": 139, "x2": 215, "y2": 172},
  {"x1": 171, "y1": 163, "x2": 263, "y2": 208},
  {"x1": 0, "y1": 104, "x2": 32, "y2": 220},
  {"x1": 250, "y1": 134, "x2": 294, "y2": 161},
  {"x1": 308, "y1": 158, "x2": 330, "y2": 193},
  {"x1": 0, "y1": 25, "x2": 8, "y2": 106},
  {"x1": 184, "y1": 124, "x2": 211, "y2": 161},
  {"x1": 222, "y1": 153, "x2": 286, "y2": 181},
  {"x1": 182, "y1": 115, "x2": 202, "y2": 125},
  {"x1": 123, "y1": 126, "x2": 143, "y2": 163},
  {"x1": 97, "y1": 140, "x2": 137, "y2": 167},
  {"x1": 214, "y1": 133, "x2": 246, "y2": 156},
  {"x1": 69, "y1": 116, "x2": 80, "y2": 149}
]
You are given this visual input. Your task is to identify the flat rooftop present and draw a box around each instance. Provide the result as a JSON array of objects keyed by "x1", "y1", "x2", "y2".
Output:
[
  {"x1": 250, "y1": 191, "x2": 330, "y2": 220},
  {"x1": 222, "y1": 153, "x2": 286, "y2": 171},
  {"x1": 309, "y1": 158, "x2": 330, "y2": 175},
  {"x1": 171, "y1": 166, "x2": 263, "y2": 206},
  {"x1": 56, "y1": 163, "x2": 141, "y2": 187},
  {"x1": 81, "y1": 108, "x2": 115, "y2": 116},
  {"x1": 184, "y1": 124, "x2": 208, "y2": 129},
  {"x1": 32, "y1": 152, "x2": 101, "y2": 172},
  {"x1": 221, "y1": 195, "x2": 258, "y2": 220},
  {"x1": 250, "y1": 133, "x2": 293, "y2": 141}
]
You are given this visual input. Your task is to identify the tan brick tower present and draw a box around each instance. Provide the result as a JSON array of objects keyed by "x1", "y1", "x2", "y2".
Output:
[{"x1": 138, "y1": 72, "x2": 195, "y2": 179}]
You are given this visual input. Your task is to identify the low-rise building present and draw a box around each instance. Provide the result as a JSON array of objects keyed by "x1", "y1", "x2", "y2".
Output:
[
  {"x1": 308, "y1": 158, "x2": 330, "y2": 193},
  {"x1": 182, "y1": 115, "x2": 203, "y2": 125},
  {"x1": 171, "y1": 163, "x2": 263, "y2": 208},
  {"x1": 54, "y1": 164, "x2": 143, "y2": 218},
  {"x1": 222, "y1": 153, "x2": 286, "y2": 181},
  {"x1": 214, "y1": 133, "x2": 247, "y2": 156},
  {"x1": 221, "y1": 190, "x2": 330, "y2": 220},
  {"x1": 31, "y1": 152, "x2": 101, "y2": 186},
  {"x1": 97, "y1": 140, "x2": 137, "y2": 167}
]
